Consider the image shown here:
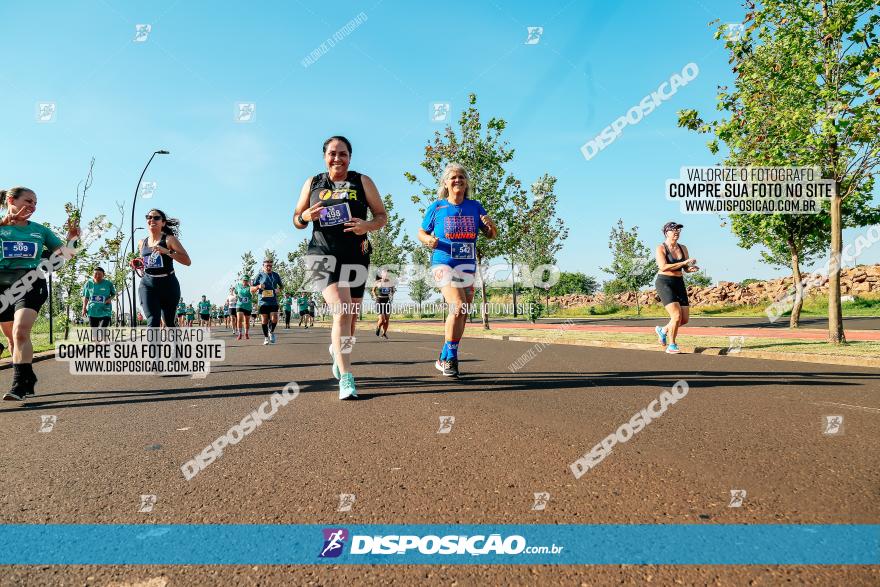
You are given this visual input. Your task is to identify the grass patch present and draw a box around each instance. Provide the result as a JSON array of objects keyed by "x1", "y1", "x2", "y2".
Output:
[
  {"x1": 542, "y1": 293, "x2": 880, "y2": 319},
  {"x1": 380, "y1": 323, "x2": 880, "y2": 359}
]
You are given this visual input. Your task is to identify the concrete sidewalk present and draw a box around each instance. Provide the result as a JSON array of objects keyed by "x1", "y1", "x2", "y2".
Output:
[{"x1": 396, "y1": 320, "x2": 880, "y2": 341}]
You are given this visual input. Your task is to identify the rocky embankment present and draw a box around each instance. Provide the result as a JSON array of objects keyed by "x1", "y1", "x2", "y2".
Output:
[{"x1": 550, "y1": 265, "x2": 880, "y2": 308}]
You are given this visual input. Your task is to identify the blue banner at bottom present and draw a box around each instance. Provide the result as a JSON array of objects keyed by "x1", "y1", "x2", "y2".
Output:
[{"x1": 0, "y1": 524, "x2": 876, "y2": 565}]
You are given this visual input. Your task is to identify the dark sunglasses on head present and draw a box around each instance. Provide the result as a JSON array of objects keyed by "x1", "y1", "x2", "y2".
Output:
[{"x1": 145, "y1": 214, "x2": 162, "y2": 221}]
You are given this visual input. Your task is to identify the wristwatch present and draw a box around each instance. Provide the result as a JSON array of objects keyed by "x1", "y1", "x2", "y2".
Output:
[{"x1": 297, "y1": 213, "x2": 307, "y2": 225}]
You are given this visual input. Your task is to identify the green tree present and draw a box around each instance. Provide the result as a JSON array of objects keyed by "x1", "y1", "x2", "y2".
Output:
[
  {"x1": 369, "y1": 194, "x2": 411, "y2": 266},
  {"x1": 549, "y1": 272, "x2": 599, "y2": 296},
  {"x1": 685, "y1": 268, "x2": 714, "y2": 288},
  {"x1": 729, "y1": 215, "x2": 827, "y2": 326},
  {"x1": 519, "y1": 174, "x2": 569, "y2": 316},
  {"x1": 285, "y1": 240, "x2": 310, "y2": 295},
  {"x1": 600, "y1": 219, "x2": 658, "y2": 316},
  {"x1": 678, "y1": 0, "x2": 880, "y2": 343},
  {"x1": 238, "y1": 251, "x2": 256, "y2": 283},
  {"x1": 405, "y1": 93, "x2": 528, "y2": 329}
]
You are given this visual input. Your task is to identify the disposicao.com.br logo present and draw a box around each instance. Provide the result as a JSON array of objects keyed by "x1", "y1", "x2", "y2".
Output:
[{"x1": 318, "y1": 528, "x2": 563, "y2": 558}]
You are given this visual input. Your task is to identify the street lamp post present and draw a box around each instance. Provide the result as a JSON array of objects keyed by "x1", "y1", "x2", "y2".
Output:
[{"x1": 130, "y1": 150, "x2": 169, "y2": 321}]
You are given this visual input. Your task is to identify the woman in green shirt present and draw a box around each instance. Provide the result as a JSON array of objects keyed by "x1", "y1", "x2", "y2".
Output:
[
  {"x1": 282, "y1": 294, "x2": 293, "y2": 329},
  {"x1": 1, "y1": 186, "x2": 79, "y2": 401},
  {"x1": 235, "y1": 276, "x2": 253, "y2": 340},
  {"x1": 81, "y1": 266, "x2": 116, "y2": 328}
]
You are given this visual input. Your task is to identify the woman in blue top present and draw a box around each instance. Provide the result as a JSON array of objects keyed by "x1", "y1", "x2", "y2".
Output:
[{"x1": 417, "y1": 163, "x2": 497, "y2": 378}]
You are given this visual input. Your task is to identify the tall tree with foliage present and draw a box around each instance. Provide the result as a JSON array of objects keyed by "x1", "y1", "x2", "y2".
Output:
[
  {"x1": 679, "y1": 0, "x2": 880, "y2": 343},
  {"x1": 729, "y1": 215, "x2": 828, "y2": 326},
  {"x1": 519, "y1": 174, "x2": 569, "y2": 316},
  {"x1": 601, "y1": 219, "x2": 658, "y2": 316},
  {"x1": 284, "y1": 240, "x2": 310, "y2": 295},
  {"x1": 238, "y1": 251, "x2": 256, "y2": 284},
  {"x1": 405, "y1": 93, "x2": 528, "y2": 329}
]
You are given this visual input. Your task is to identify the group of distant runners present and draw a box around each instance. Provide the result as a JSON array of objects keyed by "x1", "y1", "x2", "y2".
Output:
[
  {"x1": 0, "y1": 133, "x2": 696, "y2": 401},
  {"x1": 218, "y1": 260, "x2": 318, "y2": 344}
]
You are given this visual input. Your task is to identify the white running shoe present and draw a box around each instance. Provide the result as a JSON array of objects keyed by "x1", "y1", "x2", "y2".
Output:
[{"x1": 263, "y1": 337, "x2": 270, "y2": 345}]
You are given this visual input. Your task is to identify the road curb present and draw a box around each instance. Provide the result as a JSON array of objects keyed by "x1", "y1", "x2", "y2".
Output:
[
  {"x1": 0, "y1": 349, "x2": 57, "y2": 370},
  {"x1": 378, "y1": 325, "x2": 880, "y2": 369}
]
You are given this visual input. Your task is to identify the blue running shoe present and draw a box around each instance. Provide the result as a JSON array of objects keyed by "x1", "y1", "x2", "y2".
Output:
[
  {"x1": 655, "y1": 326, "x2": 667, "y2": 346},
  {"x1": 666, "y1": 343, "x2": 681, "y2": 354}
]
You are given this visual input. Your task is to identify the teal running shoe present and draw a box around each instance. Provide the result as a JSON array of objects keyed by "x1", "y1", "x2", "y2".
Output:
[{"x1": 339, "y1": 372, "x2": 357, "y2": 400}]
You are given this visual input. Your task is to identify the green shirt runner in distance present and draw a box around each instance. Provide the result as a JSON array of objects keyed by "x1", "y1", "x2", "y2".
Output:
[{"x1": 82, "y1": 279, "x2": 116, "y2": 318}]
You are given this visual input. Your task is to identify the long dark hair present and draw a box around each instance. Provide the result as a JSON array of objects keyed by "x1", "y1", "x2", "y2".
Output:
[
  {"x1": 322, "y1": 135, "x2": 352, "y2": 155},
  {"x1": 148, "y1": 208, "x2": 181, "y2": 237}
]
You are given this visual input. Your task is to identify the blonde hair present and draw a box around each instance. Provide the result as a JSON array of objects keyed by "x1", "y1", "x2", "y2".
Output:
[
  {"x1": 437, "y1": 163, "x2": 471, "y2": 200},
  {"x1": 0, "y1": 186, "x2": 35, "y2": 210}
]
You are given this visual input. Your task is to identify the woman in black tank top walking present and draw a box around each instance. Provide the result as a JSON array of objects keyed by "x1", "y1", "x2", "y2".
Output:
[
  {"x1": 293, "y1": 136, "x2": 387, "y2": 400},
  {"x1": 653, "y1": 222, "x2": 699, "y2": 354},
  {"x1": 133, "y1": 209, "x2": 191, "y2": 327}
]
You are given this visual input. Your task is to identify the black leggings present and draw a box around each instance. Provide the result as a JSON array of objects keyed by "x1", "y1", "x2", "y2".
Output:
[
  {"x1": 89, "y1": 316, "x2": 111, "y2": 328},
  {"x1": 138, "y1": 273, "x2": 181, "y2": 327},
  {"x1": 284, "y1": 310, "x2": 291, "y2": 328}
]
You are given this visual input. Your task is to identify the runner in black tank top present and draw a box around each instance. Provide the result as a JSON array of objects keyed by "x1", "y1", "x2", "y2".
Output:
[
  {"x1": 293, "y1": 136, "x2": 388, "y2": 400},
  {"x1": 653, "y1": 221, "x2": 698, "y2": 354},
  {"x1": 136, "y1": 209, "x2": 191, "y2": 328},
  {"x1": 306, "y1": 171, "x2": 372, "y2": 261}
]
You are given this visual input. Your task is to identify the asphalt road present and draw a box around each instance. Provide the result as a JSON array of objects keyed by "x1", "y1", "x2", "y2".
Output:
[{"x1": 1, "y1": 325, "x2": 878, "y2": 585}]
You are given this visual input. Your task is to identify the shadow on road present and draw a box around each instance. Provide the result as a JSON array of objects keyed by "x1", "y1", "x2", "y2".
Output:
[
  {"x1": 345, "y1": 368, "x2": 880, "y2": 400},
  {"x1": 2, "y1": 366, "x2": 876, "y2": 412}
]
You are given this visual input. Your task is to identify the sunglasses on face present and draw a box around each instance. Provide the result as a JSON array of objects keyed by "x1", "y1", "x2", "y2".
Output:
[{"x1": 145, "y1": 215, "x2": 162, "y2": 221}]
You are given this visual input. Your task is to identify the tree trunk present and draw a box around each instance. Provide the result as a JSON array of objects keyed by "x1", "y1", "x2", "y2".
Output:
[
  {"x1": 63, "y1": 288, "x2": 72, "y2": 339},
  {"x1": 788, "y1": 240, "x2": 803, "y2": 329},
  {"x1": 828, "y1": 191, "x2": 845, "y2": 343},
  {"x1": 477, "y1": 253, "x2": 490, "y2": 330},
  {"x1": 822, "y1": 0, "x2": 845, "y2": 345},
  {"x1": 511, "y1": 260, "x2": 517, "y2": 318}
]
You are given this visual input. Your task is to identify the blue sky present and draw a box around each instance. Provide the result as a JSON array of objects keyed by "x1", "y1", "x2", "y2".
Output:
[{"x1": 2, "y1": 0, "x2": 877, "y2": 305}]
